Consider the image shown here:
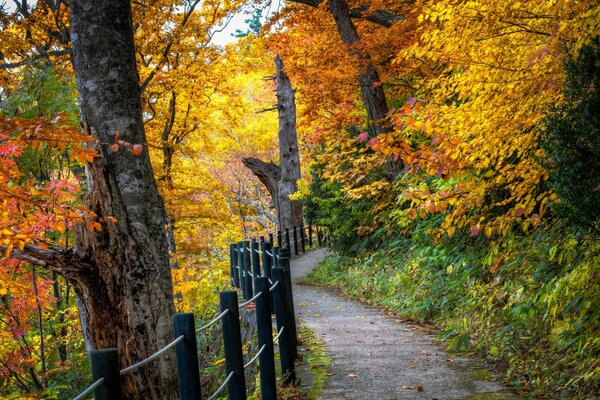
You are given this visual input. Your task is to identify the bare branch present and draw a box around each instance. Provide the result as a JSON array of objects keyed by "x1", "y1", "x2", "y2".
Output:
[
  {"x1": 0, "y1": 49, "x2": 71, "y2": 70},
  {"x1": 1, "y1": 244, "x2": 90, "y2": 274},
  {"x1": 289, "y1": 0, "x2": 406, "y2": 27}
]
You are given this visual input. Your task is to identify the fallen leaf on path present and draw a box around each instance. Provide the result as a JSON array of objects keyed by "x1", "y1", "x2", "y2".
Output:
[
  {"x1": 407, "y1": 365, "x2": 416, "y2": 369},
  {"x1": 401, "y1": 386, "x2": 415, "y2": 390},
  {"x1": 416, "y1": 386, "x2": 424, "y2": 392},
  {"x1": 447, "y1": 358, "x2": 454, "y2": 363},
  {"x1": 326, "y1": 372, "x2": 337, "y2": 376},
  {"x1": 348, "y1": 372, "x2": 357, "y2": 378}
]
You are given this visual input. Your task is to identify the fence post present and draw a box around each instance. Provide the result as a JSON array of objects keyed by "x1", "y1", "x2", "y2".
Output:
[
  {"x1": 271, "y1": 268, "x2": 296, "y2": 385},
  {"x1": 172, "y1": 313, "x2": 202, "y2": 400},
  {"x1": 243, "y1": 240, "x2": 253, "y2": 299},
  {"x1": 268, "y1": 232, "x2": 274, "y2": 245},
  {"x1": 284, "y1": 228, "x2": 291, "y2": 254},
  {"x1": 292, "y1": 227, "x2": 298, "y2": 256},
  {"x1": 300, "y1": 225, "x2": 306, "y2": 253},
  {"x1": 254, "y1": 277, "x2": 277, "y2": 400},
  {"x1": 272, "y1": 247, "x2": 280, "y2": 269},
  {"x1": 90, "y1": 348, "x2": 122, "y2": 400},
  {"x1": 308, "y1": 225, "x2": 313, "y2": 247},
  {"x1": 277, "y1": 230, "x2": 282, "y2": 248},
  {"x1": 262, "y1": 241, "x2": 275, "y2": 313},
  {"x1": 317, "y1": 226, "x2": 322, "y2": 247},
  {"x1": 261, "y1": 241, "x2": 272, "y2": 279},
  {"x1": 237, "y1": 242, "x2": 246, "y2": 297},
  {"x1": 231, "y1": 244, "x2": 240, "y2": 288},
  {"x1": 278, "y1": 249, "x2": 298, "y2": 356},
  {"x1": 220, "y1": 291, "x2": 247, "y2": 400},
  {"x1": 251, "y1": 239, "x2": 261, "y2": 278}
]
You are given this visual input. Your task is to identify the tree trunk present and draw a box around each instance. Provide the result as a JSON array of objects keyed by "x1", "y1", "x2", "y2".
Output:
[
  {"x1": 290, "y1": 0, "x2": 406, "y2": 28},
  {"x1": 242, "y1": 57, "x2": 303, "y2": 233},
  {"x1": 275, "y1": 55, "x2": 303, "y2": 230},
  {"x1": 70, "y1": 1, "x2": 177, "y2": 398},
  {"x1": 242, "y1": 157, "x2": 281, "y2": 218},
  {"x1": 328, "y1": 0, "x2": 391, "y2": 135}
]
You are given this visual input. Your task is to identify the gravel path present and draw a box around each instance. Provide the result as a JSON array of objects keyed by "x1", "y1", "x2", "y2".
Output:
[{"x1": 292, "y1": 249, "x2": 512, "y2": 400}]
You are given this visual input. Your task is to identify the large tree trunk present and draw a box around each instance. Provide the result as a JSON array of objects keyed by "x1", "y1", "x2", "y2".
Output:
[
  {"x1": 243, "y1": 56, "x2": 303, "y2": 232},
  {"x1": 70, "y1": 1, "x2": 177, "y2": 398},
  {"x1": 328, "y1": 0, "x2": 391, "y2": 135},
  {"x1": 276, "y1": 55, "x2": 303, "y2": 230}
]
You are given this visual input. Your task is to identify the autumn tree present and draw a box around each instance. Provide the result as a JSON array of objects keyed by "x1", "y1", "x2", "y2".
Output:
[{"x1": 3, "y1": 0, "x2": 180, "y2": 398}]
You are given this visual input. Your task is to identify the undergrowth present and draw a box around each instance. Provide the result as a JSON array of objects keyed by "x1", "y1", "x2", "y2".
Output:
[{"x1": 306, "y1": 229, "x2": 599, "y2": 399}]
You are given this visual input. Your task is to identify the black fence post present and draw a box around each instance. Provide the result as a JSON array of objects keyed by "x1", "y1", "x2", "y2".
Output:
[
  {"x1": 251, "y1": 239, "x2": 260, "y2": 279},
  {"x1": 231, "y1": 244, "x2": 240, "y2": 288},
  {"x1": 220, "y1": 291, "x2": 247, "y2": 400},
  {"x1": 243, "y1": 240, "x2": 253, "y2": 299},
  {"x1": 271, "y1": 268, "x2": 296, "y2": 385},
  {"x1": 278, "y1": 249, "x2": 298, "y2": 356},
  {"x1": 292, "y1": 227, "x2": 298, "y2": 256},
  {"x1": 273, "y1": 247, "x2": 280, "y2": 269},
  {"x1": 254, "y1": 277, "x2": 277, "y2": 400},
  {"x1": 317, "y1": 226, "x2": 322, "y2": 247},
  {"x1": 173, "y1": 313, "x2": 202, "y2": 400},
  {"x1": 277, "y1": 230, "x2": 282, "y2": 248},
  {"x1": 237, "y1": 242, "x2": 246, "y2": 293},
  {"x1": 90, "y1": 348, "x2": 122, "y2": 400},
  {"x1": 262, "y1": 241, "x2": 275, "y2": 313},
  {"x1": 308, "y1": 225, "x2": 313, "y2": 247},
  {"x1": 261, "y1": 241, "x2": 272, "y2": 279},
  {"x1": 300, "y1": 225, "x2": 306, "y2": 253},
  {"x1": 284, "y1": 228, "x2": 291, "y2": 254},
  {"x1": 268, "y1": 232, "x2": 274, "y2": 245}
]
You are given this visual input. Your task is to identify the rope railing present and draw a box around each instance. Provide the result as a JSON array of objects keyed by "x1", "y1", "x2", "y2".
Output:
[
  {"x1": 239, "y1": 290, "x2": 262, "y2": 308},
  {"x1": 244, "y1": 344, "x2": 267, "y2": 369},
  {"x1": 72, "y1": 377, "x2": 105, "y2": 400},
  {"x1": 196, "y1": 308, "x2": 230, "y2": 334},
  {"x1": 273, "y1": 326, "x2": 285, "y2": 344},
  {"x1": 206, "y1": 370, "x2": 235, "y2": 400},
  {"x1": 120, "y1": 335, "x2": 184, "y2": 376},
  {"x1": 268, "y1": 280, "x2": 278, "y2": 291}
]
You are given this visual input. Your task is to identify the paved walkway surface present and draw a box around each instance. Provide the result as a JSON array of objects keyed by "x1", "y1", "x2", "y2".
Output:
[{"x1": 291, "y1": 249, "x2": 512, "y2": 400}]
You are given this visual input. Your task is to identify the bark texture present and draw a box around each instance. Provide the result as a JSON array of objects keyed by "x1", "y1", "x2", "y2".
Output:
[
  {"x1": 242, "y1": 157, "x2": 281, "y2": 216},
  {"x1": 243, "y1": 57, "x2": 303, "y2": 232},
  {"x1": 328, "y1": 0, "x2": 391, "y2": 135},
  {"x1": 70, "y1": 1, "x2": 177, "y2": 398},
  {"x1": 275, "y1": 55, "x2": 303, "y2": 230}
]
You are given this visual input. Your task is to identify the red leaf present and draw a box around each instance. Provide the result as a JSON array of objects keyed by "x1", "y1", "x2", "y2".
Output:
[{"x1": 131, "y1": 144, "x2": 143, "y2": 155}]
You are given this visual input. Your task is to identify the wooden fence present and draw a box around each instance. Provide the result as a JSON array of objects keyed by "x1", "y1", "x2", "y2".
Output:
[{"x1": 72, "y1": 225, "x2": 323, "y2": 400}]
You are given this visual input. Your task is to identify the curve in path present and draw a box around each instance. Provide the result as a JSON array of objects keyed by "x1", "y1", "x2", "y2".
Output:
[{"x1": 292, "y1": 249, "x2": 513, "y2": 400}]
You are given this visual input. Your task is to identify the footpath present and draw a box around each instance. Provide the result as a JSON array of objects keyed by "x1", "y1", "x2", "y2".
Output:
[{"x1": 291, "y1": 249, "x2": 513, "y2": 400}]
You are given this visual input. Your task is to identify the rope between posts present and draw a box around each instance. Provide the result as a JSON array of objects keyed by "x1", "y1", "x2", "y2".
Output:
[
  {"x1": 72, "y1": 377, "x2": 105, "y2": 400},
  {"x1": 239, "y1": 291, "x2": 262, "y2": 308},
  {"x1": 206, "y1": 370, "x2": 235, "y2": 400},
  {"x1": 268, "y1": 280, "x2": 279, "y2": 292},
  {"x1": 120, "y1": 335, "x2": 184, "y2": 376},
  {"x1": 273, "y1": 326, "x2": 285, "y2": 344},
  {"x1": 196, "y1": 308, "x2": 230, "y2": 333},
  {"x1": 244, "y1": 344, "x2": 267, "y2": 369}
]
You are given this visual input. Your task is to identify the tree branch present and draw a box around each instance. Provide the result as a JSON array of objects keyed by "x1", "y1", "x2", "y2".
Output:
[
  {"x1": 1, "y1": 244, "x2": 90, "y2": 274},
  {"x1": 0, "y1": 49, "x2": 72, "y2": 70},
  {"x1": 289, "y1": 0, "x2": 406, "y2": 27}
]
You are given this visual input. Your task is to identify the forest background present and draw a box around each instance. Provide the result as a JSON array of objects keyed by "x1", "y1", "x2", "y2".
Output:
[{"x1": 0, "y1": 0, "x2": 598, "y2": 399}]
